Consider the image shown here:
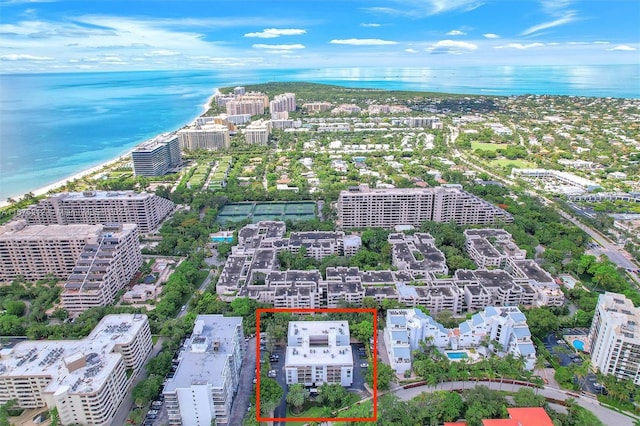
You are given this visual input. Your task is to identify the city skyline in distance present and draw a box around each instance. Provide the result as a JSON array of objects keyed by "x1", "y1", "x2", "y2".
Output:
[{"x1": 0, "y1": 0, "x2": 638, "y2": 73}]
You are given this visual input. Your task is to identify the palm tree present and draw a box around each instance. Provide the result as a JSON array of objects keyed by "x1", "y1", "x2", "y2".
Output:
[
  {"x1": 286, "y1": 384, "x2": 309, "y2": 414},
  {"x1": 260, "y1": 398, "x2": 277, "y2": 417}
]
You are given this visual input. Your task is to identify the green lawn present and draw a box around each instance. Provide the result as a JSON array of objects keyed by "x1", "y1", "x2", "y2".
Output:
[
  {"x1": 490, "y1": 158, "x2": 537, "y2": 168},
  {"x1": 471, "y1": 142, "x2": 506, "y2": 151}
]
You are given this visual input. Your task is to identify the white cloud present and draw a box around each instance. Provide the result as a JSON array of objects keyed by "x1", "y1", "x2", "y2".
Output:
[
  {"x1": 243, "y1": 28, "x2": 306, "y2": 38},
  {"x1": 361, "y1": 23, "x2": 381, "y2": 27},
  {"x1": 144, "y1": 50, "x2": 180, "y2": 56},
  {"x1": 609, "y1": 45, "x2": 636, "y2": 51},
  {"x1": 522, "y1": 0, "x2": 577, "y2": 36},
  {"x1": 364, "y1": 0, "x2": 483, "y2": 17},
  {"x1": 593, "y1": 41, "x2": 610, "y2": 45},
  {"x1": 427, "y1": 39, "x2": 477, "y2": 54},
  {"x1": 521, "y1": 12, "x2": 576, "y2": 35},
  {"x1": 252, "y1": 43, "x2": 305, "y2": 50},
  {"x1": 405, "y1": 48, "x2": 418, "y2": 53},
  {"x1": 330, "y1": 38, "x2": 397, "y2": 46},
  {"x1": 495, "y1": 42, "x2": 545, "y2": 49},
  {"x1": 0, "y1": 53, "x2": 53, "y2": 60},
  {"x1": 446, "y1": 30, "x2": 466, "y2": 36},
  {"x1": 483, "y1": 33, "x2": 500, "y2": 39}
]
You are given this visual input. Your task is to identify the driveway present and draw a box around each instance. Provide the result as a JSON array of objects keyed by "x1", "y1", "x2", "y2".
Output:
[{"x1": 228, "y1": 337, "x2": 257, "y2": 426}]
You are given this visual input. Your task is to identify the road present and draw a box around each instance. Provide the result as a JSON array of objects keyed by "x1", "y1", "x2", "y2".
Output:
[
  {"x1": 554, "y1": 208, "x2": 640, "y2": 286},
  {"x1": 445, "y1": 125, "x2": 640, "y2": 286},
  {"x1": 228, "y1": 336, "x2": 257, "y2": 426},
  {"x1": 393, "y1": 381, "x2": 636, "y2": 426}
]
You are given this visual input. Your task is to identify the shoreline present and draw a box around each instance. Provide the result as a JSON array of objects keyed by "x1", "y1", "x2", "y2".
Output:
[{"x1": 0, "y1": 87, "x2": 219, "y2": 209}]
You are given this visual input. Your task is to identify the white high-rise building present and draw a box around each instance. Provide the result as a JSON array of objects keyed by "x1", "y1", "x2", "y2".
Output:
[
  {"x1": 163, "y1": 315, "x2": 244, "y2": 426},
  {"x1": 177, "y1": 124, "x2": 230, "y2": 151},
  {"x1": 588, "y1": 292, "x2": 640, "y2": 385},
  {"x1": 338, "y1": 184, "x2": 513, "y2": 228},
  {"x1": 243, "y1": 119, "x2": 272, "y2": 145},
  {"x1": 61, "y1": 223, "x2": 143, "y2": 316},
  {"x1": 16, "y1": 190, "x2": 174, "y2": 233},
  {"x1": 269, "y1": 93, "x2": 296, "y2": 113},
  {"x1": 285, "y1": 321, "x2": 353, "y2": 387},
  {"x1": 131, "y1": 133, "x2": 181, "y2": 177},
  {"x1": 0, "y1": 314, "x2": 152, "y2": 426}
]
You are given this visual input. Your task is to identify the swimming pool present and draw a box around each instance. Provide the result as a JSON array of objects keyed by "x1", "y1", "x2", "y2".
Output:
[
  {"x1": 572, "y1": 339, "x2": 585, "y2": 351},
  {"x1": 446, "y1": 351, "x2": 469, "y2": 360}
]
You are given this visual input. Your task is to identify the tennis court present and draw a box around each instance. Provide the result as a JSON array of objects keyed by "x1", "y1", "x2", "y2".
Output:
[{"x1": 216, "y1": 201, "x2": 317, "y2": 225}]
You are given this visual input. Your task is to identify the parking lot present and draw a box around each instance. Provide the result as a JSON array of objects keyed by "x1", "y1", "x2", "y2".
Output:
[{"x1": 542, "y1": 331, "x2": 603, "y2": 395}]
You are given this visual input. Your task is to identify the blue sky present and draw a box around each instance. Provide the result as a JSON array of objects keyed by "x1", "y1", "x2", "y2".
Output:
[{"x1": 0, "y1": 0, "x2": 638, "y2": 72}]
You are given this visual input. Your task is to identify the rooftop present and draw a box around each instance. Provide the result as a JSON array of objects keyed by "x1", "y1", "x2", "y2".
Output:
[
  {"x1": 0, "y1": 314, "x2": 147, "y2": 395},
  {"x1": 164, "y1": 315, "x2": 242, "y2": 392}
]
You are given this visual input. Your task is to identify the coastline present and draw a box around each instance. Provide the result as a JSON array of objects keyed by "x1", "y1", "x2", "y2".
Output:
[{"x1": 0, "y1": 87, "x2": 219, "y2": 209}]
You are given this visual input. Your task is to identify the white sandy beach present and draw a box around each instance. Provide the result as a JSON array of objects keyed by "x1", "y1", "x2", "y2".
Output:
[{"x1": 1, "y1": 87, "x2": 220, "y2": 210}]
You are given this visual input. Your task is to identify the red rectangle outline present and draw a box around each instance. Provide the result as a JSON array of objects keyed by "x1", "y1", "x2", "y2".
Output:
[{"x1": 255, "y1": 307, "x2": 378, "y2": 423}]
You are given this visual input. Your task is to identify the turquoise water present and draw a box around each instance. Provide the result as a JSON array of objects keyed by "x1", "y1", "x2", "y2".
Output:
[
  {"x1": 573, "y1": 339, "x2": 585, "y2": 351},
  {"x1": 1, "y1": 65, "x2": 639, "y2": 200},
  {"x1": 446, "y1": 351, "x2": 469, "y2": 359},
  {"x1": 211, "y1": 236, "x2": 233, "y2": 243}
]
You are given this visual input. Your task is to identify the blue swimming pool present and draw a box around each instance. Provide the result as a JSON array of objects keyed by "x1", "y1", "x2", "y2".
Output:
[
  {"x1": 573, "y1": 339, "x2": 585, "y2": 351},
  {"x1": 446, "y1": 351, "x2": 469, "y2": 360}
]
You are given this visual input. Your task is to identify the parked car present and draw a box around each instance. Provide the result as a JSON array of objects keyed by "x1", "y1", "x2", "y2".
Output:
[
  {"x1": 267, "y1": 370, "x2": 277, "y2": 378},
  {"x1": 360, "y1": 363, "x2": 369, "y2": 368}
]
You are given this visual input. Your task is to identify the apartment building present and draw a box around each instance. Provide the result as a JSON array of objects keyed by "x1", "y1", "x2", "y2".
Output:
[
  {"x1": 269, "y1": 93, "x2": 296, "y2": 113},
  {"x1": 217, "y1": 222, "x2": 561, "y2": 315},
  {"x1": 177, "y1": 124, "x2": 230, "y2": 151},
  {"x1": 225, "y1": 99, "x2": 265, "y2": 116},
  {"x1": 131, "y1": 133, "x2": 181, "y2": 177},
  {"x1": 384, "y1": 308, "x2": 448, "y2": 374},
  {"x1": 0, "y1": 314, "x2": 152, "y2": 426},
  {"x1": 588, "y1": 292, "x2": 640, "y2": 385},
  {"x1": 243, "y1": 119, "x2": 271, "y2": 145},
  {"x1": 388, "y1": 232, "x2": 448, "y2": 276},
  {"x1": 464, "y1": 229, "x2": 563, "y2": 307},
  {"x1": 337, "y1": 184, "x2": 513, "y2": 229},
  {"x1": 405, "y1": 116, "x2": 443, "y2": 129},
  {"x1": 285, "y1": 321, "x2": 353, "y2": 387},
  {"x1": 61, "y1": 223, "x2": 143, "y2": 316},
  {"x1": 457, "y1": 306, "x2": 537, "y2": 370},
  {"x1": 16, "y1": 190, "x2": 174, "y2": 233},
  {"x1": 302, "y1": 102, "x2": 332, "y2": 112},
  {"x1": 385, "y1": 306, "x2": 537, "y2": 373},
  {"x1": 0, "y1": 220, "x2": 104, "y2": 282},
  {"x1": 285, "y1": 231, "x2": 361, "y2": 260},
  {"x1": 163, "y1": 315, "x2": 244, "y2": 426},
  {"x1": 511, "y1": 168, "x2": 601, "y2": 192}
]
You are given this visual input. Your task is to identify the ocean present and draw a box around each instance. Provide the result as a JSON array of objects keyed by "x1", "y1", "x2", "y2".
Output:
[{"x1": 1, "y1": 65, "x2": 639, "y2": 201}]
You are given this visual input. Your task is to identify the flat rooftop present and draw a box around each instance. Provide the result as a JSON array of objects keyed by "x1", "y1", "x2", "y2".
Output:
[
  {"x1": 0, "y1": 314, "x2": 147, "y2": 395},
  {"x1": 164, "y1": 315, "x2": 242, "y2": 392},
  {"x1": 0, "y1": 222, "x2": 102, "y2": 241}
]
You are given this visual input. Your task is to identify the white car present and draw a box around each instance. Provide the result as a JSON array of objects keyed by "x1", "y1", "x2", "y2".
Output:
[
  {"x1": 360, "y1": 363, "x2": 368, "y2": 368},
  {"x1": 267, "y1": 370, "x2": 277, "y2": 378}
]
